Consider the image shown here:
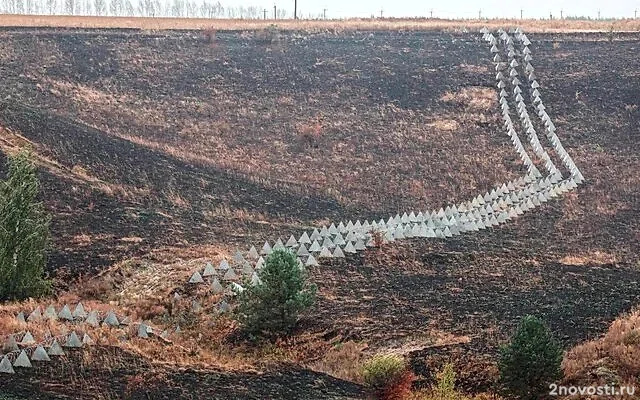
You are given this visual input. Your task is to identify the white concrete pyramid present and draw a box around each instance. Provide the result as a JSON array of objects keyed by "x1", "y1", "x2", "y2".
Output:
[
  {"x1": 306, "y1": 254, "x2": 319, "y2": 267},
  {"x1": 299, "y1": 232, "x2": 311, "y2": 244},
  {"x1": 255, "y1": 257, "x2": 265, "y2": 269},
  {"x1": 211, "y1": 277, "x2": 224, "y2": 293},
  {"x1": 310, "y1": 229, "x2": 321, "y2": 241},
  {"x1": 219, "y1": 259, "x2": 230, "y2": 270},
  {"x1": 47, "y1": 339, "x2": 65, "y2": 356},
  {"x1": 103, "y1": 311, "x2": 120, "y2": 327},
  {"x1": 309, "y1": 240, "x2": 321, "y2": 252},
  {"x1": 16, "y1": 311, "x2": 26, "y2": 324},
  {"x1": 58, "y1": 304, "x2": 73, "y2": 321},
  {"x1": 189, "y1": 271, "x2": 204, "y2": 284},
  {"x1": 319, "y1": 247, "x2": 333, "y2": 258},
  {"x1": 260, "y1": 241, "x2": 272, "y2": 255},
  {"x1": 285, "y1": 235, "x2": 298, "y2": 247},
  {"x1": 73, "y1": 303, "x2": 88, "y2": 319},
  {"x1": 82, "y1": 333, "x2": 95, "y2": 345},
  {"x1": 44, "y1": 305, "x2": 57, "y2": 320},
  {"x1": 242, "y1": 262, "x2": 254, "y2": 277},
  {"x1": 273, "y1": 238, "x2": 285, "y2": 250},
  {"x1": 321, "y1": 236, "x2": 335, "y2": 249},
  {"x1": 203, "y1": 262, "x2": 216, "y2": 277},
  {"x1": 31, "y1": 345, "x2": 51, "y2": 362},
  {"x1": 233, "y1": 251, "x2": 245, "y2": 265},
  {"x1": 138, "y1": 323, "x2": 150, "y2": 338},
  {"x1": 354, "y1": 239, "x2": 366, "y2": 251},
  {"x1": 85, "y1": 310, "x2": 100, "y2": 327},
  {"x1": 343, "y1": 241, "x2": 357, "y2": 254},
  {"x1": 13, "y1": 350, "x2": 32, "y2": 368},
  {"x1": 248, "y1": 246, "x2": 259, "y2": 259},
  {"x1": 393, "y1": 225, "x2": 405, "y2": 239},
  {"x1": 328, "y1": 223, "x2": 338, "y2": 234},
  {"x1": 223, "y1": 268, "x2": 239, "y2": 281},
  {"x1": 65, "y1": 331, "x2": 82, "y2": 348},
  {"x1": 333, "y1": 246, "x2": 345, "y2": 258},
  {"x1": 21, "y1": 331, "x2": 35, "y2": 345},
  {"x1": 0, "y1": 356, "x2": 14, "y2": 374},
  {"x1": 27, "y1": 306, "x2": 42, "y2": 322},
  {"x1": 3, "y1": 335, "x2": 19, "y2": 352},
  {"x1": 297, "y1": 244, "x2": 310, "y2": 256}
]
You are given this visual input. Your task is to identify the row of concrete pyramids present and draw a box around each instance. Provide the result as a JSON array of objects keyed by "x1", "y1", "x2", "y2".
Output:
[
  {"x1": 190, "y1": 169, "x2": 580, "y2": 290},
  {"x1": 189, "y1": 28, "x2": 584, "y2": 314},
  {"x1": 188, "y1": 172, "x2": 559, "y2": 285},
  {"x1": 483, "y1": 29, "x2": 584, "y2": 184},
  {"x1": 242, "y1": 174, "x2": 575, "y2": 266},
  {"x1": 17, "y1": 304, "x2": 130, "y2": 328},
  {"x1": 489, "y1": 31, "x2": 559, "y2": 178},
  {"x1": 16, "y1": 304, "x2": 172, "y2": 340},
  {"x1": 1, "y1": 316, "x2": 170, "y2": 375},
  {"x1": 1, "y1": 331, "x2": 90, "y2": 374}
]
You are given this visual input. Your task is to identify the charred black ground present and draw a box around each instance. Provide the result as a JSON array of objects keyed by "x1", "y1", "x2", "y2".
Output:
[{"x1": 0, "y1": 28, "x2": 638, "y2": 398}]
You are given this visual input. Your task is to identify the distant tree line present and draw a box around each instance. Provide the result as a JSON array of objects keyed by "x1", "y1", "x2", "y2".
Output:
[{"x1": 0, "y1": 0, "x2": 291, "y2": 18}]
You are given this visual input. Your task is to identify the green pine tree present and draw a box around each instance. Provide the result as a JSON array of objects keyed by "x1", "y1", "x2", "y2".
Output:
[
  {"x1": 234, "y1": 249, "x2": 316, "y2": 336},
  {"x1": 499, "y1": 315, "x2": 563, "y2": 399},
  {"x1": 0, "y1": 150, "x2": 51, "y2": 301}
]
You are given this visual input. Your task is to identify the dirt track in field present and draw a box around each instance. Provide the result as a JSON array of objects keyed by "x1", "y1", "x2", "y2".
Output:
[{"x1": 0, "y1": 28, "x2": 638, "y2": 398}]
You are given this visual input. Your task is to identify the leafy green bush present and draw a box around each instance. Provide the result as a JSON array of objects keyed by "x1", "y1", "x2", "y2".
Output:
[
  {"x1": 234, "y1": 249, "x2": 316, "y2": 336},
  {"x1": 362, "y1": 353, "x2": 415, "y2": 400},
  {"x1": 0, "y1": 151, "x2": 51, "y2": 301},
  {"x1": 499, "y1": 315, "x2": 563, "y2": 399},
  {"x1": 363, "y1": 354, "x2": 407, "y2": 390}
]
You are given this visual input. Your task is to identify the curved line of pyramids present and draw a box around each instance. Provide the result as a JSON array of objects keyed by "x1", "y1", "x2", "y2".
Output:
[
  {"x1": 487, "y1": 28, "x2": 583, "y2": 183},
  {"x1": 185, "y1": 29, "x2": 585, "y2": 313},
  {"x1": 1, "y1": 29, "x2": 586, "y2": 376},
  {"x1": 493, "y1": 32, "x2": 560, "y2": 178}
]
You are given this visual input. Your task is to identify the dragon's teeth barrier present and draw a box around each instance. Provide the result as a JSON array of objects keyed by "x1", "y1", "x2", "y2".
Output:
[
  {"x1": 185, "y1": 29, "x2": 584, "y2": 304},
  {"x1": 2, "y1": 29, "x2": 585, "y2": 376}
]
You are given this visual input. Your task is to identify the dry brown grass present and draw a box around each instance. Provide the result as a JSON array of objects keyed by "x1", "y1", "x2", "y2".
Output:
[
  {"x1": 0, "y1": 15, "x2": 639, "y2": 32},
  {"x1": 441, "y1": 86, "x2": 496, "y2": 112},
  {"x1": 563, "y1": 309, "x2": 640, "y2": 386},
  {"x1": 427, "y1": 119, "x2": 460, "y2": 132},
  {"x1": 560, "y1": 251, "x2": 618, "y2": 266},
  {"x1": 308, "y1": 341, "x2": 368, "y2": 382}
]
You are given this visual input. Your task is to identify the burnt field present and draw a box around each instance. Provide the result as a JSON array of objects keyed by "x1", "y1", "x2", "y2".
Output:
[{"x1": 0, "y1": 27, "x2": 639, "y2": 398}]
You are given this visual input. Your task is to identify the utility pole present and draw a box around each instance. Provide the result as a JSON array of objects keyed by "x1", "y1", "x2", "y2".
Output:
[
  {"x1": 635, "y1": 9, "x2": 638, "y2": 18},
  {"x1": 520, "y1": 9, "x2": 523, "y2": 19},
  {"x1": 380, "y1": 8, "x2": 383, "y2": 18},
  {"x1": 560, "y1": 9, "x2": 563, "y2": 19},
  {"x1": 294, "y1": 0, "x2": 297, "y2": 19},
  {"x1": 598, "y1": 9, "x2": 600, "y2": 19},
  {"x1": 263, "y1": 8, "x2": 267, "y2": 19},
  {"x1": 478, "y1": 9, "x2": 482, "y2": 19},
  {"x1": 323, "y1": 8, "x2": 327, "y2": 19},
  {"x1": 430, "y1": 8, "x2": 433, "y2": 18},
  {"x1": 273, "y1": 4, "x2": 277, "y2": 19}
]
